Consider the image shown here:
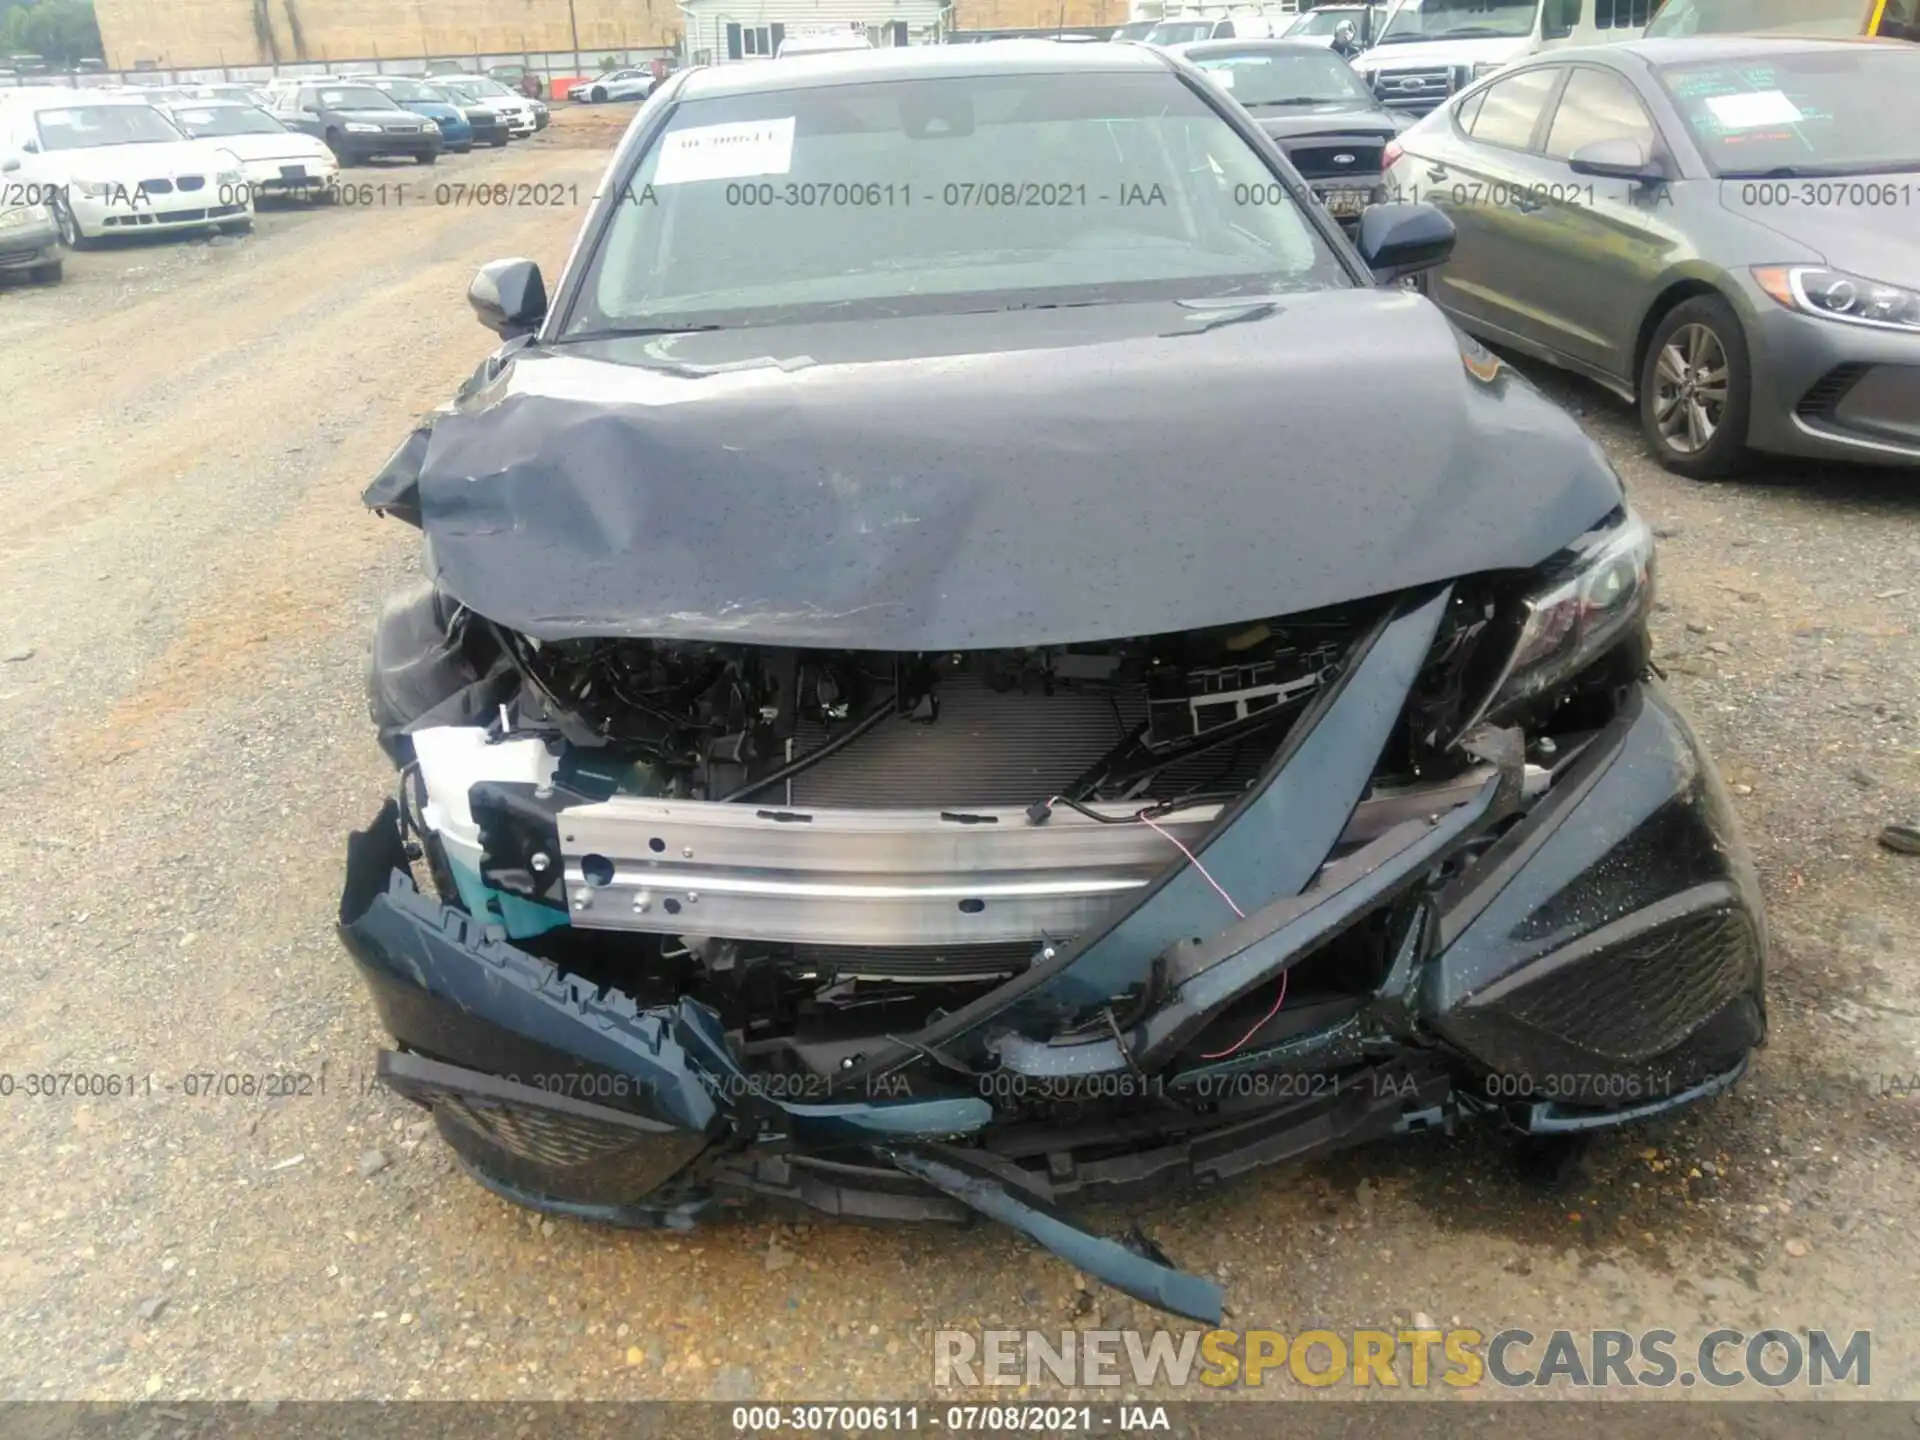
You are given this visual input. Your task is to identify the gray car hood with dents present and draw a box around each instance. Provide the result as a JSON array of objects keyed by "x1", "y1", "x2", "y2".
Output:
[{"x1": 404, "y1": 289, "x2": 1622, "y2": 650}]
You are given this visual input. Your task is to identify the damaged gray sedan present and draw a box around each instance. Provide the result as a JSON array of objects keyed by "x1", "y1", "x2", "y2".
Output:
[{"x1": 339, "y1": 42, "x2": 1766, "y2": 1322}]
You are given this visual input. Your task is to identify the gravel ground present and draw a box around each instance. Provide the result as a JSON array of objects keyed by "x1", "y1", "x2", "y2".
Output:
[{"x1": 1, "y1": 106, "x2": 1916, "y2": 1406}]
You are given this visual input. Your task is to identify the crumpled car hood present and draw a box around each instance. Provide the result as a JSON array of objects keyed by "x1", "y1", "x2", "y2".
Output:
[{"x1": 408, "y1": 289, "x2": 1621, "y2": 650}]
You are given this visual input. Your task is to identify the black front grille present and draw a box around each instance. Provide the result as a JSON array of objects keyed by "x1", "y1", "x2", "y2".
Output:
[
  {"x1": 794, "y1": 941, "x2": 1035, "y2": 982},
  {"x1": 1495, "y1": 908, "x2": 1759, "y2": 1062},
  {"x1": 1284, "y1": 138, "x2": 1387, "y2": 180},
  {"x1": 1796, "y1": 363, "x2": 1868, "y2": 419}
]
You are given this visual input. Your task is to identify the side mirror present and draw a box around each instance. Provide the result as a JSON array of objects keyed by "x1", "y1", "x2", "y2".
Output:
[
  {"x1": 1568, "y1": 137, "x2": 1663, "y2": 182},
  {"x1": 1356, "y1": 201, "x2": 1455, "y2": 280},
  {"x1": 0, "y1": 154, "x2": 19, "y2": 173},
  {"x1": 469, "y1": 257, "x2": 548, "y2": 338}
]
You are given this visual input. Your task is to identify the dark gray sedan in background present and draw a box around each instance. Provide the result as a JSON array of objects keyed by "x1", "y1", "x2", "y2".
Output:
[
  {"x1": 1173, "y1": 38, "x2": 1409, "y2": 230},
  {"x1": 1385, "y1": 37, "x2": 1920, "y2": 477}
]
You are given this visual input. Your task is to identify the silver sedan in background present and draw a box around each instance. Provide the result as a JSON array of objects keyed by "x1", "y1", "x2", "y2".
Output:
[{"x1": 1385, "y1": 36, "x2": 1920, "y2": 477}]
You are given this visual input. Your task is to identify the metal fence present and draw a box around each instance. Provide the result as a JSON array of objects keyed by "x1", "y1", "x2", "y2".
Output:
[{"x1": 0, "y1": 48, "x2": 676, "y2": 94}]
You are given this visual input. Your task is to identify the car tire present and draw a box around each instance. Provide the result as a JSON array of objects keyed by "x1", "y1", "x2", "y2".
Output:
[
  {"x1": 492, "y1": 135, "x2": 510, "y2": 148},
  {"x1": 453, "y1": 143, "x2": 473, "y2": 154},
  {"x1": 325, "y1": 128, "x2": 353, "y2": 165},
  {"x1": 1638, "y1": 295, "x2": 1752, "y2": 480},
  {"x1": 219, "y1": 217, "x2": 253, "y2": 236},
  {"x1": 27, "y1": 259, "x2": 62, "y2": 284},
  {"x1": 418, "y1": 151, "x2": 439, "y2": 165},
  {"x1": 50, "y1": 192, "x2": 89, "y2": 250},
  {"x1": 591, "y1": 85, "x2": 607, "y2": 102}
]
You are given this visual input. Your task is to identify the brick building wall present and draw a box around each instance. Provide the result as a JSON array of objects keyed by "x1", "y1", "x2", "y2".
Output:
[
  {"x1": 96, "y1": 0, "x2": 1140, "y2": 70},
  {"x1": 949, "y1": 0, "x2": 1130, "y2": 25},
  {"x1": 95, "y1": 0, "x2": 683, "y2": 70}
]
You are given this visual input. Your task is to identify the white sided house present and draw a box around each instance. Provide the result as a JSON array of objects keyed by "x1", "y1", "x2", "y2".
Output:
[{"x1": 679, "y1": 0, "x2": 948, "y2": 64}]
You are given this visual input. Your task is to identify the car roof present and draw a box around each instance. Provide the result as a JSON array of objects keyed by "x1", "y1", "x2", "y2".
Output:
[
  {"x1": 4, "y1": 90, "x2": 164, "y2": 110},
  {"x1": 677, "y1": 38, "x2": 1172, "y2": 100},
  {"x1": 1557, "y1": 34, "x2": 1903, "y2": 66}
]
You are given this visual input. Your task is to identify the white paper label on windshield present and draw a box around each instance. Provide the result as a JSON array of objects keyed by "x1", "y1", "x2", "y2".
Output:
[
  {"x1": 1203, "y1": 66, "x2": 1236, "y2": 88},
  {"x1": 652, "y1": 117, "x2": 796, "y2": 185},
  {"x1": 1703, "y1": 90, "x2": 1803, "y2": 129}
]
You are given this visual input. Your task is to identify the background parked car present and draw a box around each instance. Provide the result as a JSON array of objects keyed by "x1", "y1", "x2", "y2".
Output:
[
  {"x1": 1385, "y1": 35, "x2": 1920, "y2": 476},
  {"x1": 160, "y1": 99, "x2": 339, "y2": 201},
  {"x1": 0, "y1": 92, "x2": 252, "y2": 246},
  {"x1": 269, "y1": 82, "x2": 443, "y2": 166},
  {"x1": 415, "y1": 82, "x2": 512, "y2": 147},
  {"x1": 1174, "y1": 38, "x2": 1409, "y2": 229},
  {"x1": 359, "y1": 76, "x2": 478, "y2": 152},
  {"x1": 430, "y1": 75, "x2": 545, "y2": 133},
  {"x1": 572, "y1": 67, "x2": 658, "y2": 103},
  {"x1": 0, "y1": 159, "x2": 64, "y2": 282}
]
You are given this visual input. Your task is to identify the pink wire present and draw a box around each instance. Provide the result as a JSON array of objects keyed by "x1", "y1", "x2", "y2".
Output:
[
  {"x1": 1199, "y1": 970, "x2": 1289, "y2": 1060},
  {"x1": 1136, "y1": 813, "x2": 1245, "y2": 920},
  {"x1": 1042, "y1": 797, "x2": 1284, "y2": 1062}
]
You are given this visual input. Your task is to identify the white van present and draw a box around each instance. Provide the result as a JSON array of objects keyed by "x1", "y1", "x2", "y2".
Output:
[
  {"x1": 1352, "y1": 0, "x2": 1651, "y2": 113},
  {"x1": 775, "y1": 29, "x2": 877, "y2": 57}
]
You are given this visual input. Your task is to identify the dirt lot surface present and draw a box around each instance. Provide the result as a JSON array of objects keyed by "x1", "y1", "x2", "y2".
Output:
[{"x1": 1, "y1": 102, "x2": 1917, "y2": 1408}]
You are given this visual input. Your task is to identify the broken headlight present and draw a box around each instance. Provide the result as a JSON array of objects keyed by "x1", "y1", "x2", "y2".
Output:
[{"x1": 1480, "y1": 507, "x2": 1654, "y2": 722}]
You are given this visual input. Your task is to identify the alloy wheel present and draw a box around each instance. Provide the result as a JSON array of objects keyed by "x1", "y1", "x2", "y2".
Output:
[{"x1": 1651, "y1": 322, "x2": 1730, "y2": 456}]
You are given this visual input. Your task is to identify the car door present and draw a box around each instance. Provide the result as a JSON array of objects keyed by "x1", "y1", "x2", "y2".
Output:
[
  {"x1": 1409, "y1": 66, "x2": 1566, "y2": 336},
  {"x1": 278, "y1": 88, "x2": 322, "y2": 138},
  {"x1": 1495, "y1": 62, "x2": 1690, "y2": 384}
]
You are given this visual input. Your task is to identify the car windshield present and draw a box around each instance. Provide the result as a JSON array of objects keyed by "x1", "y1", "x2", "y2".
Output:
[
  {"x1": 1658, "y1": 47, "x2": 1920, "y2": 175},
  {"x1": 464, "y1": 78, "x2": 514, "y2": 97},
  {"x1": 1189, "y1": 47, "x2": 1374, "y2": 102},
  {"x1": 170, "y1": 104, "x2": 285, "y2": 136},
  {"x1": 1145, "y1": 22, "x2": 1217, "y2": 42},
  {"x1": 1645, "y1": 0, "x2": 1876, "y2": 37},
  {"x1": 427, "y1": 83, "x2": 475, "y2": 103},
  {"x1": 317, "y1": 86, "x2": 402, "y2": 110},
  {"x1": 375, "y1": 79, "x2": 440, "y2": 103},
  {"x1": 32, "y1": 104, "x2": 183, "y2": 149},
  {"x1": 1378, "y1": 0, "x2": 1539, "y2": 41},
  {"x1": 1112, "y1": 21, "x2": 1160, "y2": 38},
  {"x1": 1287, "y1": 8, "x2": 1362, "y2": 34},
  {"x1": 1658, "y1": 47, "x2": 1912, "y2": 177},
  {"x1": 564, "y1": 70, "x2": 1350, "y2": 336}
]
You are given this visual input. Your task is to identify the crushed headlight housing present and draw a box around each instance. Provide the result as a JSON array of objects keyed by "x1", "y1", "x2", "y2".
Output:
[
  {"x1": 1753, "y1": 265, "x2": 1920, "y2": 334},
  {"x1": 1480, "y1": 508, "x2": 1654, "y2": 722}
]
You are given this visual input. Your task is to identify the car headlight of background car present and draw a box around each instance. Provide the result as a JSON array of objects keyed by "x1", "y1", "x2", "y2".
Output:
[
  {"x1": 1470, "y1": 61, "x2": 1505, "y2": 79},
  {"x1": 70, "y1": 178, "x2": 115, "y2": 198},
  {"x1": 1479, "y1": 508, "x2": 1655, "y2": 722},
  {"x1": 1753, "y1": 265, "x2": 1920, "y2": 333},
  {"x1": 216, "y1": 168, "x2": 244, "y2": 186},
  {"x1": 344, "y1": 121, "x2": 382, "y2": 133},
  {"x1": 0, "y1": 205, "x2": 32, "y2": 228}
]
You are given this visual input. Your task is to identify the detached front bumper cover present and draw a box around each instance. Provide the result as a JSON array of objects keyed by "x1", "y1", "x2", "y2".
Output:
[{"x1": 338, "y1": 591, "x2": 1765, "y2": 1321}]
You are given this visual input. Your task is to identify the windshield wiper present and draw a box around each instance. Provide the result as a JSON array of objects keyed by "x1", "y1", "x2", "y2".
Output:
[
  {"x1": 1246, "y1": 96, "x2": 1344, "y2": 107},
  {"x1": 1432, "y1": 25, "x2": 1518, "y2": 36},
  {"x1": 561, "y1": 323, "x2": 726, "y2": 340}
]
